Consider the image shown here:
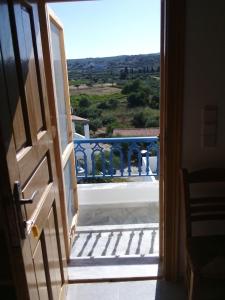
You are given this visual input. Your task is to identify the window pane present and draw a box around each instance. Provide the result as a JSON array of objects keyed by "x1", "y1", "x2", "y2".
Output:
[{"x1": 50, "y1": 22, "x2": 68, "y2": 152}]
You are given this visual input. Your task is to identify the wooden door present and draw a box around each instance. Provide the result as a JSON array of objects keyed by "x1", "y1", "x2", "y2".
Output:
[
  {"x1": 38, "y1": 6, "x2": 79, "y2": 257},
  {"x1": 0, "y1": 1, "x2": 66, "y2": 299}
]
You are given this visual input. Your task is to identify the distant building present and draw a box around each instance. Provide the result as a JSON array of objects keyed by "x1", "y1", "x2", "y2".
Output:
[
  {"x1": 71, "y1": 115, "x2": 90, "y2": 139},
  {"x1": 113, "y1": 128, "x2": 160, "y2": 137}
]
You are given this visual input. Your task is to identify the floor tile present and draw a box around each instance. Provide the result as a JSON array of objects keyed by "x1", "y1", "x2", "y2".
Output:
[{"x1": 66, "y1": 280, "x2": 187, "y2": 300}]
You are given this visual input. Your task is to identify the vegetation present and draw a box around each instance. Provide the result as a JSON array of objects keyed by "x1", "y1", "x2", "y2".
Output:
[{"x1": 68, "y1": 53, "x2": 160, "y2": 137}]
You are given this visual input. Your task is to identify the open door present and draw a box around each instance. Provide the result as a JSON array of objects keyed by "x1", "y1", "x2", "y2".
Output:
[
  {"x1": 0, "y1": 1, "x2": 67, "y2": 299},
  {"x1": 38, "y1": 5, "x2": 79, "y2": 258}
]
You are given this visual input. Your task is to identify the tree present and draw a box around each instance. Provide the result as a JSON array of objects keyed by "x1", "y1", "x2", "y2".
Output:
[
  {"x1": 106, "y1": 124, "x2": 114, "y2": 136},
  {"x1": 102, "y1": 115, "x2": 116, "y2": 126},
  {"x1": 122, "y1": 79, "x2": 141, "y2": 95},
  {"x1": 76, "y1": 107, "x2": 90, "y2": 118},
  {"x1": 127, "y1": 91, "x2": 146, "y2": 107},
  {"x1": 90, "y1": 119, "x2": 102, "y2": 133},
  {"x1": 119, "y1": 69, "x2": 127, "y2": 80}
]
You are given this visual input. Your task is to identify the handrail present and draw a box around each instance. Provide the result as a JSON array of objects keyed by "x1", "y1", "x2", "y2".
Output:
[
  {"x1": 74, "y1": 136, "x2": 159, "y2": 179},
  {"x1": 75, "y1": 136, "x2": 158, "y2": 144}
]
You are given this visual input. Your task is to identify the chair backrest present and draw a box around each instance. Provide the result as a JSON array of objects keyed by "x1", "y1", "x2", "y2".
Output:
[{"x1": 180, "y1": 168, "x2": 225, "y2": 239}]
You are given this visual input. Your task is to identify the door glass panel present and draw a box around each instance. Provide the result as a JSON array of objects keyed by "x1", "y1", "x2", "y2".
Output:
[
  {"x1": 64, "y1": 157, "x2": 75, "y2": 230},
  {"x1": 50, "y1": 22, "x2": 68, "y2": 152}
]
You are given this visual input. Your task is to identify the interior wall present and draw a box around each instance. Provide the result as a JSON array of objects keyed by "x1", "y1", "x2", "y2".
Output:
[
  {"x1": 182, "y1": 0, "x2": 225, "y2": 170},
  {"x1": 179, "y1": 0, "x2": 225, "y2": 275}
]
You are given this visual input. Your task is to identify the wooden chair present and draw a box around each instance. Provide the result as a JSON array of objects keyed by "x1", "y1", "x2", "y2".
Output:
[{"x1": 180, "y1": 168, "x2": 225, "y2": 300}]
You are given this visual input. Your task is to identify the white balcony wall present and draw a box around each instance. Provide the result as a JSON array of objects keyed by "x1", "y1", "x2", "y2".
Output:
[{"x1": 77, "y1": 181, "x2": 159, "y2": 225}]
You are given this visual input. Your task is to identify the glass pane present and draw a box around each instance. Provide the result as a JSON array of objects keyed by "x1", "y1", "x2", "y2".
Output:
[
  {"x1": 64, "y1": 158, "x2": 75, "y2": 229},
  {"x1": 50, "y1": 22, "x2": 68, "y2": 152}
]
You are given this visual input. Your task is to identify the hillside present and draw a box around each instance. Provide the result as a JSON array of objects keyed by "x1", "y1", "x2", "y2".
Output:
[{"x1": 67, "y1": 53, "x2": 160, "y2": 85}]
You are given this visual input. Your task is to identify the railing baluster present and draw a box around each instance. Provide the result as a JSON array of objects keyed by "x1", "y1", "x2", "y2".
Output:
[
  {"x1": 109, "y1": 144, "x2": 113, "y2": 177},
  {"x1": 137, "y1": 145, "x2": 142, "y2": 176},
  {"x1": 146, "y1": 145, "x2": 150, "y2": 176}
]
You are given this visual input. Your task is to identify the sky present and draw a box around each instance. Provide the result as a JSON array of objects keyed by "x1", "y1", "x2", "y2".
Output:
[{"x1": 49, "y1": 0, "x2": 160, "y2": 59}]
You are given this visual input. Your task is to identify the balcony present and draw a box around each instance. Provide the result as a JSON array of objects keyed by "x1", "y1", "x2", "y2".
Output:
[{"x1": 69, "y1": 136, "x2": 160, "y2": 280}]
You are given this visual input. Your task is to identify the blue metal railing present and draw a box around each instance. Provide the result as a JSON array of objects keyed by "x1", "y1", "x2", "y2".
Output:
[{"x1": 74, "y1": 136, "x2": 159, "y2": 179}]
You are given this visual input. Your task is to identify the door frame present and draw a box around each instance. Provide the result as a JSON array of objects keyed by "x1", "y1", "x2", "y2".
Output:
[
  {"x1": 160, "y1": 0, "x2": 185, "y2": 280},
  {"x1": 43, "y1": 0, "x2": 185, "y2": 280}
]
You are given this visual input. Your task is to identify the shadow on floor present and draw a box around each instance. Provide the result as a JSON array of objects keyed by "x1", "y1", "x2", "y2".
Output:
[{"x1": 70, "y1": 224, "x2": 159, "y2": 261}]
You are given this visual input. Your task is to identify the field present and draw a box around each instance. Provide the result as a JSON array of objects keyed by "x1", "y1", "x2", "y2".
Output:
[{"x1": 70, "y1": 84, "x2": 121, "y2": 96}]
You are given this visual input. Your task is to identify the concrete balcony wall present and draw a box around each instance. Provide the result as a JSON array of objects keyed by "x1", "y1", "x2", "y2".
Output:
[{"x1": 77, "y1": 181, "x2": 159, "y2": 226}]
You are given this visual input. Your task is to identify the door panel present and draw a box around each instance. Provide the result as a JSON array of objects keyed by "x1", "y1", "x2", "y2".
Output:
[
  {"x1": 0, "y1": 3, "x2": 29, "y2": 154},
  {"x1": 22, "y1": 155, "x2": 51, "y2": 220},
  {"x1": 20, "y1": 4, "x2": 45, "y2": 132},
  {"x1": 33, "y1": 241, "x2": 49, "y2": 299},
  {"x1": 45, "y1": 208, "x2": 61, "y2": 300},
  {"x1": 0, "y1": 1, "x2": 66, "y2": 299}
]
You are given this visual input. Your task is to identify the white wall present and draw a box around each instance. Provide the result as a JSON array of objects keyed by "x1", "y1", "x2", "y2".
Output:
[
  {"x1": 182, "y1": 0, "x2": 225, "y2": 170},
  {"x1": 179, "y1": 0, "x2": 225, "y2": 275}
]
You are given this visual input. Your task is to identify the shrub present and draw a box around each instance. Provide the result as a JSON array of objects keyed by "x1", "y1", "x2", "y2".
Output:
[
  {"x1": 132, "y1": 109, "x2": 160, "y2": 128},
  {"x1": 145, "y1": 115, "x2": 159, "y2": 127},
  {"x1": 132, "y1": 111, "x2": 146, "y2": 127},
  {"x1": 150, "y1": 95, "x2": 160, "y2": 109},
  {"x1": 108, "y1": 98, "x2": 118, "y2": 109},
  {"x1": 97, "y1": 102, "x2": 109, "y2": 109},
  {"x1": 79, "y1": 97, "x2": 90, "y2": 107}
]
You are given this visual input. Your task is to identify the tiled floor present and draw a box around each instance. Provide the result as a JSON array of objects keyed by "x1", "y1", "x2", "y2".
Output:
[
  {"x1": 68, "y1": 223, "x2": 159, "y2": 280},
  {"x1": 65, "y1": 280, "x2": 187, "y2": 300}
]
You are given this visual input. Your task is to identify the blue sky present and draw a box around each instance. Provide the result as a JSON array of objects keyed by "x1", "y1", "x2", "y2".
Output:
[{"x1": 49, "y1": 0, "x2": 160, "y2": 59}]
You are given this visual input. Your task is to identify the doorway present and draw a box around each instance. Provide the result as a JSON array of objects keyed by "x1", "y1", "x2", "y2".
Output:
[{"x1": 47, "y1": 0, "x2": 162, "y2": 281}]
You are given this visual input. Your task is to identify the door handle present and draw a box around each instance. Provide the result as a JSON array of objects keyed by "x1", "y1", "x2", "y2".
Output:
[
  {"x1": 19, "y1": 190, "x2": 38, "y2": 204},
  {"x1": 13, "y1": 181, "x2": 38, "y2": 239}
]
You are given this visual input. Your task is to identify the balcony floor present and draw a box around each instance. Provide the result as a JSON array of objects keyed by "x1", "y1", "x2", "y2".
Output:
[{"x1": 68, "y1": 223, "x2": 160, "y2": 281}]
